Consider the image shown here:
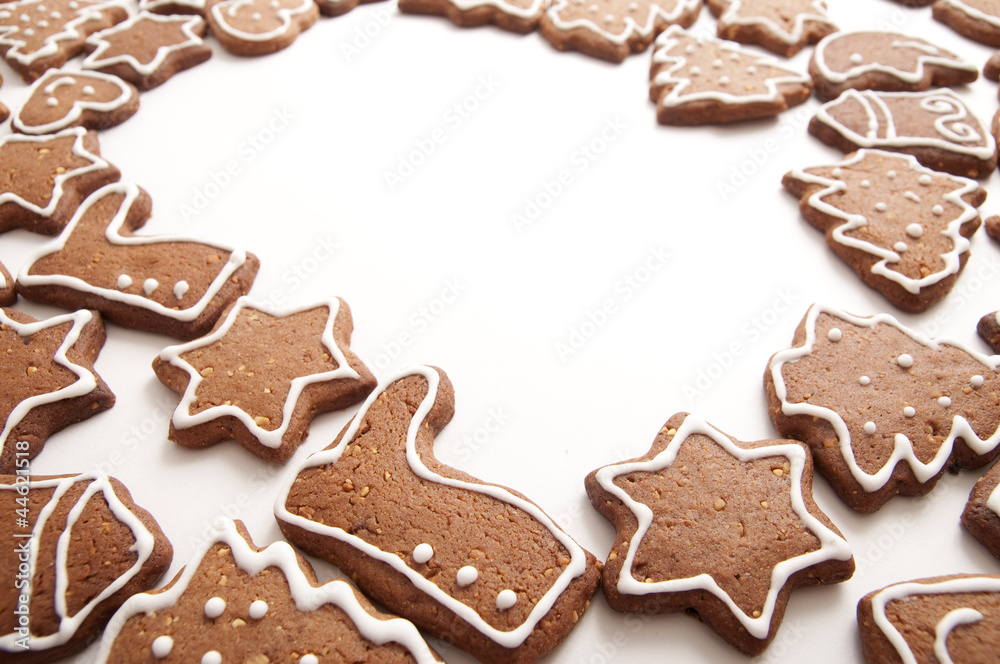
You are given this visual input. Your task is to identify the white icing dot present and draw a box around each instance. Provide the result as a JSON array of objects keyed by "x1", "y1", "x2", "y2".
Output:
[
  {"x1": 152, "y1": 635, "x2": 174, "y2": 658},
  {"x1": 897, "y1": 354, "x2": 914, "y2": 368},
  {"x1": 627, "y1": 1, "x2": 638, "y2": 9},
  {"x1": 46, "y1": 96, "x2": 58, "y2": 106},
  {"x1": 269, "y1": 0, "x2": 279, "y2": 5},
  {"x1": 248, "y1": 600, "x2": 268, "y2": 620},
  {"x1": 23, "y1": 27, "x2": 34, "y2": 36},
  {"x1": 875, "y1": 202, "x2": 887, "y2": 212},
  {"x1": 496, "y1": 589, "x2": 517, "y2": 611},
  {"x1": 863, "y1": 421, "x2": 877, "y2": 435},
  {"x1": 971, "y1": 375, "x2": 985, "y2": 388},
  {"x1": 831, "y1": 167, "x2": 842, "y2": 178},
  {"x1": 859, "y1": 375, "x2": 871, "y2": 386},
  {"x1": 906, "y1": 223, "x2": 923, "y2": 238},
  {"x1": 904, "y1": 191, "x2": 921, "y2": 203},
  {"x1": 860, "y1": 179, "x2": 871, "y2": 188},
  {"x1": 69, "y1": 1, "x2": 78, "y2": 7},
  {"x1": 887, "y1": 170, "x2": 897, "y2": 179},
  {"x1": 201, "y1": 652, "x2": 222, "y2": 664},
  {"x1": 603, "y1": 13, "x2": 614, "y2": 22},
  {"x1": 117, "y1": 274, "x2": 132, "y2": 290},
  {"x1": 918, "y1": 174, "x2": 933, "y2": 185},
  {"x1": 174, "y1": 280, "x2": 189, "y2": 299},
  {"x1": 251, "y1": 11, "x2": 262, "y2": 19},
  {"x1": 684, "y1": 43, "x2": 696, "y2": 54},
  {"x1": 932, "y1": 204, "x2": 944, "y2": 215},
  {"x1": 712, "y1": 58, "x2": 723, "y2": 68},
  {"x1": 938, "y1": 396, "x2": 952, "y2": 408},
  {"x1": 827, "y1": 328, "x2": 842, "y2": 342},
  {"x1": 82, "y1": 85, "x2": 95, "y2": 95},
  {"x1": 144, "y1": 278, "x2": 159, "y2": 295},
  {"x1": 588, "y1": 3, "x2": 597, "y2": 11},
  {"x1": 413, "y1": 543, "x2": 433, "y2": 564},
  {"x1": 745, "y1": 65, "x2": 757, "y2": 74},
  {"x1": 37, "y1": 18, "x2": 48, "y2": 26},
  {"x1": 204, "y1": 596, "x2": 225, "y2": 619},
  {"x1": 300, "y1": 656, "x2": 318, "y2": 664},
  {"x1": 49, "y1": 10, "x2": 60, "y2": 18},
  {"x1": 718, "y1": 75, "x2": 730, "y2": 85},
  {"x1": 689, "y1": 66, "x2": 701, "y2": 76},
  {"x1": 850, "y1": 52, "x2": 863, "y2": 64},
  {"x1": 894, "y1": 242, "x2": 908, "y2": 253},
  {"x1": 903, "y1": 406, "x2": 916, "y2": 417},
  {"x1": 19, "y1": 13, "x2": 29, "y2": 20},
  {"x1": 457, "y1": 565, "x2": 479, "y2": 587}
]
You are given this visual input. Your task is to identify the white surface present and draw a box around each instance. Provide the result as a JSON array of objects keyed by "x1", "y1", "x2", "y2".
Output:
[{"x1": 1, "y1": 0, "x2": 999, "y2": 661}]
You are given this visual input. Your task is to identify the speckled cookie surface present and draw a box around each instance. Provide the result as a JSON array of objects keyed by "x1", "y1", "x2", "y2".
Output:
[
  {"x1": 12, "y1": 68, "x2": 139, "y2": 135},
  {"x1": 707, "y1": 0, "x2": 837, "y2": 56},
  {"x1": 934, "y1": 0, "x2": 1000, "y2": 47}
]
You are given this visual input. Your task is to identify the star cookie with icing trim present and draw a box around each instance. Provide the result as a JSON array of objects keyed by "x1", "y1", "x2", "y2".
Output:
[
  {"x1": 706, "y1": 0, "x2": 837, "y2": 57},
  {"x1": 585, "y1": 412, "x2": 854, "y2": 655},
  {"x1": 153, "y1": 296, "x2": 376, "y2": 463}
]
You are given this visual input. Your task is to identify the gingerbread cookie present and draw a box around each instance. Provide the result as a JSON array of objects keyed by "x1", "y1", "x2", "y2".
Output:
[
  {"x1": 0, "y1": 308, "x2": 114, "y2": 474},
  {"x1": 858, "y1": 574, "x2": 1000, "y2": 663},
  {"x1": 97, "y1": 519, "x2": 443, "y2": 663},
  {"x1": 17, "y1": 182, "x2": 260, "y2": 340},
  {"x1": 986, "y1": 50, "x2": 1000, "y2": 80},
  {"x1": 0, "y1": 0, "x2": 129, "y2": 82},
  {"x1": 649, "y1": 26, "x2": 812, "y2": 125},
  {"x1": 934, "y1": 0, "x2": 1000, "y2": 48},
  {"x1": 963, "y1": 462, "x2": 1000, "y2": 559},
  {"x1": 0, "y1": 473, "x2": 172, "y2": 663},
  {"x1": 0, "y1": 262, "x2": 14, "y2": 305},
  {"x1": 12, "y1": 68, "x2": 139, "y2": 135},
  {"x1": 399, "y1": 0, "x2": 543, "y2": 33},
  {"x1": 0, "y1": 73, "x2": 9, "y2": 123},
  {"x1": 707, "y1": 0, "x2": 837, "y2": 57},
  {"x1": 152, "y1": 297, "x2": 377, "y2": 463},
  {"x1": 586, "y1": 412, "x2": 854, "y2": 655},
  {"x1": 766, "y1": 303, "x2": 1000, "y2": 513},
  {"x1": 0, "y1": 128, "x2": 120, "y2": 236},
  {"x1": 978, "y1": 310, "x2": 1000, "y2": 353},
  {"x1": 82, "y1": 12, "x2": 212, "y2": 90},
  {"x1": 809, "y1": 88, "x2": 998, "y2": 178},
  {"x1": 276, "y1": 366, "x2": 602, "y2": 664},
  {"x1": 782, "y1": 150, "x2": 986, "y2": 312},
  {"x1": 206, "y1": 0, "x2": 319, "y2": 56},
  {"x1": 539, "y1": 0, "x2": 701, "y2": 63},
  {"x1": 810, "y1": 31, "x2": 978, "y2": 102}
]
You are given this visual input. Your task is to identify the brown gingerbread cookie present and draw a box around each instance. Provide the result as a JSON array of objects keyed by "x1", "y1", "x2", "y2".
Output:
[
  {"x1": 82, "y1": 11, "x2": 212, "y2": 90},
  {"x1": 206, "y1": 0, "x2": 319, "y2": 56},
  {"x1": 585, "y1": 412, "x2": 854, "y2": 655},
  {"x1": 984, "y1": 49, "x2": 1000, "y2": 80},
  {"x1": 963, "y1": 462, "x2": 1000, "y2": 559},
  {"x1": 809, "y1": 30, "x2": 978, "y2": 102},
  {"x1": 0, "y1": 473, "x2": 172, "y2": 663},
  {"x1": 400, "y1": 0, "x2": 542, "y2": 33},
  {"x1": 12, "y1": 68, "x2": 139, "y2": 135},
  {"x1": 934, "y1": 0, "x2": 1000, "y2": 48},
  {"x1": 276, "y1": 366, "x2": 602, "y2": 664},
  {"x1": 97, "y1": 519, "x2": 443, "y2": 664},
  {"x1": 0, "y1": 307, "x2": 114, "y2": 474},
  {"x1": 766, "y1": 303, "x2": 1000, "y2": 512},
  {"x1": 0, "y1": 72, "x2": 9, "y2": 123},
  {"x1": 985, "y1": 214, "x2": 1000, "y2": 240},
  {"x1": 978, "y1": 310, "x2": 1000, "y2": 352},
  {"x1": 857, "y1": 574, "x2": 1000, "y2": 663},
  {"x1": 0, "y1": 262, "x2": 14, "y2": 305},
  {"x1": 782, "y1": 149, "x2": 986, "y2": 312},
  {"x1": 649, "y1": 26, "x2": 813, "y2": 124},
  {"x1": 707, "y1": 0, "x2": 838, "y2": 57},
  {"x1": 16, "y1": 182, "x2": 260, "y2": 340},
  {"x1": 0, "y1": 128, "x2": 120, "y2": 236},
  {"x1": 152, "y1": 296, "x2": 377, "y2": 463}
]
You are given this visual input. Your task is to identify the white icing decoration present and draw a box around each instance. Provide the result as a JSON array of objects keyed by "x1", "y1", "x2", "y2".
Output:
[
  {"x1": 718, "y1": 75, "x2": 730, "y2": 85},
  {"x1": 831, "y1": 167, "x2": 842, "y2": 178},
  {"x1": 849, "y1": 52, "x2": 863, "y2": 64},
  {"x1": 117, "y1": 274, "x2": 132, "y2": 289},
  {"x1": 457, "y1": 565, "x2": 478, "y2": 587},
  {"x1": 938, "y1": 0, "x2": 1000, "y2": 30},
  {"x1": 143, "y1": 277, "x2": 159, "y2": 295},
  {"x1": 715, "y1": 0, "x2": 834, "y2": 47},
  {"x1": 152, "y1": 635, "x2": 173, "y2": 658},
  {"x1": 688, "y1": 65, "x2": 700, "y2": 76},
  {"x1": 46, "y1": 96, "x2": 58, "y2": 106},
  {"x1": 971, "y1": 375, "x2": 985, "y2": 388},
  {"x1": 300, "y1": 656, "x2": 318, "y2": 664},
  {"x1": 204, "y1": 596, "x2": 226, "y2": 618},
  {"x1": 13, "y1": 69, "x2": 135, "y2": 135},
  {"x1": 934, "y1": 608, "x2": 984, "y2": 664},
  {"x1": 413, "y1": 543, "x2": 433, "y2": 564},
  {"x1": 888, "y1": 170, "x2": 897, "y2": 178},
  {"x1": 174, "y1": 280, "x2": 189, "y2": 299},
  {"x1": 894, "y1": 241, "x2": 908, "y2": 253},
  {"x1": 248, "y1": 599, "x2": 268, "y2": 619},
  {"x1": 812, "y1": 31, "x2": 977, "y2": 85},
  {"x1": 897, "y1": 354, "x2": 914, "y2": 368},
  {"x1": 545, "y1": 0, "x2": 700, "y2": 47},
  {"x1": 209, "y1": 0, "x2": 318, "y2": 43},
  {"x1": 875, "y1": 202, "x2": 887, "y2": 212},
  {"x1": 989, "y1": 478, "x2": 1000, "y2": 518},
  {"x1": 864, "y1": 421, "x2": 877, "y2": 435},
  {"x1": 906, "y1": 223, "x2": 923, "y2": 237},
  {"x1": 157, "y1": 297, "x2": 360, "y2": 449},
  {"x1": 861, "y1": 179, "x2": 871, "y2": 187},
  {"x1": 903, "y1": 406, "x2": 916, "y2": 417},
  {"x1": 919, "y1": 174, "x2": 933, "y2": 185},
  {"x1": 274, "y1": 366, "x2": 590, "y2": 649},
  {"x1": 201, "y1": 652, "x2": 222, "y2": 664},
  {"x1": 82, "y1": 12, "x2": 209, "y2": 78},
  {"x1": 938, "y1": 396, "x2": 952, "y2": 407},
  {"x1": 496, "y1": 589, "x2": 518, "y2": 611},
  {"x1": 860, "y1": 375, "x2": 871, "y2": 386},
  {"x1": 94, "y1": 519, "x2": 440, "y2": 664},
  {"x1": 933, "y1": 204, "x2": 945, "y2": 215},
  {"x1": 81, "y1": 84, "x2": 94, "y2": 94},
  {"x1": 827, "y1": 328, "x2": 842, "y2": 341}
]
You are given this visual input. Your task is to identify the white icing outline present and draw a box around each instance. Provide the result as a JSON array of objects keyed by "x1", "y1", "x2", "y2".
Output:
[
  {"x1": 987, "y1": 472, "x2": 1000, "y2": 517},
  {"x1": 785, "y1": 149, "x2": 981, "y2": 295},
  {"x1": 938, "y1": 0, "x2": 1000, "y2": 30},
  {"x1": 81, "y1": 11, "x2": 207, "y2": 77},
  {"x1": 869, "y1": 576, "x2": 1000, "y2": 664},
  {"x1": 544, "y1": 0, "x2": 700, "y2": 47},
  {"x1": 208, "y1": 0, "x2": 314, "y2": 43},
  {"x1": 0, "y1": 0, "x2": 131, "y2": 69},
  {"x1": 934, "y1": 608, "x2": 983, "y2": 664},
  {"x1": 812, "y1": 89, "x2": 997, "y2": 161},
  {"x1": 0, "y1": 473, "x2": 158, "y2": 653},
  {"x1": 275, "y1": 366, "x2": 590, "y2": 649},
  {"x1": 812, "y1": 30, "x2": 977, "y2": 85},
  {"x1": 94, "y1": 519, "x2": 440, "y2": 663},
  {"x1": 717, "y1": 0, "x2": 835, "y2": 47},
  {"x1": 18, "y1": 182, "x2": 249, "y2": 323},
  {"x1": 768, "y1": 303, "x2": 1000, "y2": 493},
  {"x1": 445, "y1": 0, "x2": 544, "y2": 20},
  {"x1": 0, "y1": 308, "x2": 99, "y2": 465},
  {"x1": 593, "y1": 413, "x2": 852, "y2": 640},
  {"x1": 651, "y1": 25, "x2": 811, "y2": 108},
  {"x1": 156, "y1": 296, "x2": 361, "y2": 449},
  {"x1": 12, "y1": 69, "x2": 135, "y2": 135}
]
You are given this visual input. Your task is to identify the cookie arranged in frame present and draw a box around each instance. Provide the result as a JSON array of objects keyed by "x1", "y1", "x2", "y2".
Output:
[
  {"x1": 857, "y1": 574, "x2": 1000, "y2": 663},
  {"x1": 0, "y1": 0, "x2": 129, "y2": 82},
  {"x1": 0, "y1": 263, "x2": 14, "y2": 305},
  {"x1": 0, "y1": 128, "x2": 120, "y2": 236},
  {"x1": 82, "y1": 12, "x2": 212, "y2": 90},
  {"x1": 17, "y1": 182, "x2": 260, "y2": 340},
  {"x1": 649, "y1": 26, "x2": 812, "y2": 125},
  {"x1": 12, "y1": 69, "x2": 139, "y2": 135},
  {"x1": 97, "y1": 519, "x2": 443, "y2": 663},
  {"x1": 934, "y1": 0, "x2": 1000, "y2": 48},
  {"x1": 765, "y1": 303, "x2": 1000, "y2": 513},
  {"x1": 782, "y1": 150, "x2": 986, "y2": 313},
  {"x1": 539, "y1": 0, "x2": 701, "y2": 63},
  {"x1": 152, "y1": 296, "x2": 377, "y2": 463},
  {"x1": 586, "y1": 412, "x2": 854, "y2": 655},
  {"x1": 206, "y1": 0, "x2": 319, "y2": 56},
  {"x1": 0, "y1": 473, "x2": 172, "y2": 663},
  {"x1": 276, "y1": 366, "x2": 602, "y2": 664},
  {"x1": 0, "y1": 308, "x2": 114, "y2": 474},
  {"x1": 810, "y1": 31, "x2": 979, "y2": 102},
  {"x1": 809, "y1": 88, "x2": 998, "y2": 178},
  {"x1": 963, "y1": 462, "x2": 1000, "y2": 559},
  {"x1": 399, "y1": 0, "x2": 543, "y2": 34},
  {"x1": 706, "y1": 0, "x2": 837, "y2": 57}
]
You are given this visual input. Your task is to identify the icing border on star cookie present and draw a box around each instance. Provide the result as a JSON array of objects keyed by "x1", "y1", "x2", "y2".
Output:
[
  {"x1": 82, "y1": 11, "x2": 207, "y2": 77},
  {"x1": 0, "y1": 0, "x2": 131, "y2": 70},
  {"x1": 717, "y1": 0, "x2": 835, "y2": 47}
]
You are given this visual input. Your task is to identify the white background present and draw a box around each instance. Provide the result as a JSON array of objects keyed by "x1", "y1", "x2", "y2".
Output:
[{"x1": 3, "y1": 0, "x2": 1000, "y2": 661}]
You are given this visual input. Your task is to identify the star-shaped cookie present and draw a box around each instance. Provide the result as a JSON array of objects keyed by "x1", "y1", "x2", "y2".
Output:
[
  {"x1": 0, "y1": 307, "x2": 115, "y2": 474},
  {"x1": 707, "y1": 0, "x2": 837, "y2": 57},
  {"x1": 585, "y1": 412, "x2": 854, "y2": 655},
  {"x1": 153, "y1": 296, "x2": 376, "y2": 463},
  {"x1": 0, "y1": 128, "x2": 120, "y2": 236}
]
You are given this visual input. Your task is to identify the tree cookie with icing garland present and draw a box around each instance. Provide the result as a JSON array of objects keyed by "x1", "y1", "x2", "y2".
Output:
[
  {"x1": 0, "y1": 307, "x2": 114, "y2": 474},
  {"x1": 16, "y1": 182, "x2": 260, "y2": 340},
  {"x1": 934, "y1": 0, "x2": 1000, "y2": 48},
  {"x1": 585, "y1": 412, "x2": 854, "y2": 656},
  {"x1": 706, "y1": 0, "x2": 837, "y2": 57},
  {"x1": 962, "y1": 461, "x2": 1000, "y2": 559},
  {"x1": 809, "y1": 30, "x2": 978, "y2": 102},
  {"x1": 782, "y1": 149, "x2": 986, "y2": 313},
  {"x1": 399, "y1": 0, "x2": 544, "y2": 34},
  {"x1": 766, "y1": 303, "x2": 1000, "y2": 513},
  {"x1": 649, "y1": 26, "x2": 813, "y2": 125},
  {"x1": 152, "y1": 296, "x2": 377, "y2": 463},
  {"x1": 0, "y1": 472, "x2": 172, "y2": 663},
  {"x1": 12, "y1": 68, "x2": 139, "y2": 135},
  {"x1": 206, "y1": 0, "x2": 319, "y2": 56},
  {"x1": 857, "y1": 574, "x2": 1000, "y2": 663},
  {"x1": 276, "y1": 366, "x2": 602, "y2": 664},
  {"x1": 97, "y1": 519, "x2": 443, "y2": 664}
]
